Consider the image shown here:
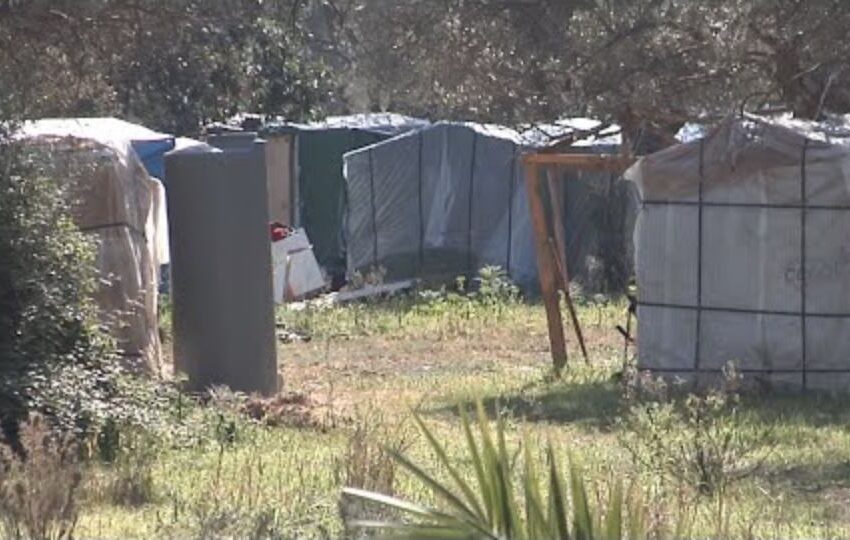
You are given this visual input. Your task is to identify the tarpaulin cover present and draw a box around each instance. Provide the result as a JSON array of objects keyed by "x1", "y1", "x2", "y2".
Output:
[
  {"x1": 19, "y1": 125, "x2": 164, "y2": 375},
  {"x1": 344, "y1": 121, "x2": 634, "y2": 292},
  {"x1": 261, "y1": 114, "x2": 429, "y2": 277},
  {"x1": 625, "y1": 114, "x2": 850, "y2": 389},
  {"x1": 344, "y1": 122, "x2": 537, "y2": 288},
  {"x1": 263, "y1": 113, "x2": 429, "y2": 137},
  {"x1": 22, "y1": 118, "x2": 175, "y2": 179}
]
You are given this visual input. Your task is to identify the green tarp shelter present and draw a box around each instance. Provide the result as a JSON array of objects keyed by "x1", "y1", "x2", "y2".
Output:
[{"x1": 262, "y1": 114, "x2": 428, "y2": 281}]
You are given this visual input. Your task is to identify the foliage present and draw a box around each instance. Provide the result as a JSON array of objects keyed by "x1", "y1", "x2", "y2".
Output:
[
  {"x1": 0, "y1": 415, "x2": 82, "y2": 540},
  {"x1": 473, "y1": 266, "x2": 521, "y2": 307},
  {"x1": 0, "y1": 134, "x2": 192, "y2": 449},
  {"x1": 95, "y1": 428, "x2": 158, "y2": 508},
  {"x1": 0, "y1": 0, "x2": 335, "y2": 134},
  {"x1": 619, "y1": 364, "x2": 773, "y2": 497},
  {"x1": 6, "y1": 0, "x2": 849, "y2": 140},
  {"x1": 64, "y1": 300, "x2": 850, "y2": 538},
  {"x1": 0, "y1": 140, "x2": 118, "y2": 441},
  {"x1": 281, "y1": 267, "x2": 524, "y2": 342},
  {"x1": 319, "y1": 0, "x2": 850, "y2": 136},
  {"x1": 342, "y1": 401, "x2": 647, "y2": 539},
  {"x1": 338, "y1": 411, "x2": 413, "y2": 537}
]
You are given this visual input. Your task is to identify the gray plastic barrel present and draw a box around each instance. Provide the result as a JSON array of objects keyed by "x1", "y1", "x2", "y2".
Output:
[{"x1": 164, "y1": 141, "x2": 278, "y2": 395}]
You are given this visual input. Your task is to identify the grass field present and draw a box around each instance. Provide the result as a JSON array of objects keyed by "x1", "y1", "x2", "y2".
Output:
[{"x1": 73, "y1": 289, "x2": 850, "y2": 539}]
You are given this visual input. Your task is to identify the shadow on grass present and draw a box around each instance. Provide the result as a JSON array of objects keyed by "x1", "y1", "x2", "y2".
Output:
[
  {"x1": 762, "y1": 458, "x2": 850, "y2": 498},
  {"x1": 431, "y1": 376, "x2": 625, "y2": 431},
  {"x1": 737, "y1": 391, "x2": 850, "y2": 428},
  {"x1": 430, "y1": 376, "x2": 850, "y2": 434}
]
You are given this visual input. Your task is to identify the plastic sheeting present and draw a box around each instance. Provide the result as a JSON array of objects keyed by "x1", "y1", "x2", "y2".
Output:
[
  {"x1": 344, "y1": 121, "x2": 635, "y2": 292},
  {"x1": 344, "y1": 122, "x2": 537, "y2": 288},
  {"x1": 19, "y1": 130, "x2": 164, "y2": 375},
  {"x1": 261, "y1": 114, "x2": 429, "y2": 278},
  {"x1": 21, "y1": 117, "x2": 175, "y2": 179},
  {"x1": 625, "y1": 114, "x2": 850, "y2": 389}
]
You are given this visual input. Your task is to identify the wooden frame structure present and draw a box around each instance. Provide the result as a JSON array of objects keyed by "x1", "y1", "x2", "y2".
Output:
[{"x1": 522, "y1": 152, "x2": 636, "y2": 374}]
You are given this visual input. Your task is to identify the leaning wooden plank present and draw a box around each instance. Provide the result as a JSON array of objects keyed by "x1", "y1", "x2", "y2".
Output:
[
  {"x1": 524, "y1": 161, "x2": 568, "y2": 373},
  {"x1": 546, "y1": 169, "x2": 569, "y2": 282},
  {"x1": 545, "y1": 172, "x2": 589, "y2": 364},
  {"x1": 549, "y1": 238, "x2": 589, "y2": 364}
]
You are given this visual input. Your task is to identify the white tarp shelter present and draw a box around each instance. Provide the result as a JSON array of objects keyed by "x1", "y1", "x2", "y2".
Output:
[
  {"x1": 20, "y1": 118, "x2": 167, "y2": 375},
  {"x1": 626, "y1": 114, "x2": 850, "y2": 389}
]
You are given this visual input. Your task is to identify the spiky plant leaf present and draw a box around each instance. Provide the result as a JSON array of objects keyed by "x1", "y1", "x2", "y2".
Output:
[
  {"x1": 412, "y1": 413, "x2": 486, "y2": 520},
  {"x1": 603, "y1": 480, "x2": 623, "y2": 540},
  {"x1": 547, "y1": 446, "x2": 571, "y2": 540},
  {"x1": 342, "y1": 400, "x2": 644, "y2": 540},
  {"x1": 569, "y1": 462, "x2": 594, "y2": 540}
]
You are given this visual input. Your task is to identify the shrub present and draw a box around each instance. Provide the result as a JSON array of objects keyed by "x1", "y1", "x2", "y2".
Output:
[
  {"x1": 619, "y1": 364, "x2": 773, "y2": 497},
  {"x1": 0, "y1": 415, "x2": 82, "y2": 540},
  {"x1": 342, "y1": 401, "x2": 648, "y2": 539},
  {"x1": 0, "y1": 138, "x2": 117, "y2": 442}
]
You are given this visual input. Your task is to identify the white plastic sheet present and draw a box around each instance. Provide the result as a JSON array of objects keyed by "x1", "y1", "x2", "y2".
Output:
[
  {"x1": 21, "y1": 126, "x2": 164, "y2": 375},
  {"x1": 626, "y1": 115, "x2": 850, "y2": 389}
]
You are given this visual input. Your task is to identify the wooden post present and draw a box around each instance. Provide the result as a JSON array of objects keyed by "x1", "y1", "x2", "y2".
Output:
[
  {"x1": 525, "y1": 161, "x2": 568, "y2": 373},
  {"x1": 546, "y1": 170, "x2": 589, "y2": 364},
  {"x1": 546, "y1": 170, "x2": 568, "y2": 280},
  {"x1": 548, "y1": 238, "x2": 589, "y2": 364}
]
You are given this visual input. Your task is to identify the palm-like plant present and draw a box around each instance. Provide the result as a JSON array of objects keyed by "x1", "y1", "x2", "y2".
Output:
[{"x1": 342, "y1": 402, "x2": 646, "y2": 539}]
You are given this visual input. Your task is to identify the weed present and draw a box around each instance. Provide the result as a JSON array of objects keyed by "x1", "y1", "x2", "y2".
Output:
[
  {"x1": 337, "y1": 411, "x2": 413, "y2": 536},
  {"x1": 0, "y1": 415, "x2": 82, "y2": 540},
  {"x1": 101, "y1": 430, "x2": 157, "y2": 508},
  {"x1": 619, "y1": 363, "x2": 773, "y2": 498},
  {"x1": 473, "y1": 265, "x2": 520, "y2": 306}
]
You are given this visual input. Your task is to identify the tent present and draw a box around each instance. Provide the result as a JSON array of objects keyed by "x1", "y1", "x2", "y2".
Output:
[
  {"x1": 343, "y1": 120, "x2": 632, "y2": 292},
  {"x1": 261, "y1": 113, "x2": 428, "y2": 280},
  {"x1": 344, "y1": 122, "x2": 533, "y2": 288},
  {"x1": 20, "y1": 118, "x2": 166, "y2": 375},
  {"x1": 24, "y1": 118, "x2": 175, "y2": 178},
  {"x1": 625, "y1": 114, "x2": 850, "y2": 389}
]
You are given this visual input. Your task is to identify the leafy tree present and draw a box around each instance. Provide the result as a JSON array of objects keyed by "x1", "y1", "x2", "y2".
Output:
[
  {"x1": 319, "y1": 0, "x2": 850, "y2": 137},
  {"x1": 0, "y1": 0, "x2": 335, "y2": 134}
]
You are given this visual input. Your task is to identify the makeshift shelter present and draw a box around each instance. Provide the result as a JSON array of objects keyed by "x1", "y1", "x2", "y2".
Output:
[
  {"x1": 26, "y1": 118, "x2": 176, "y2": 178},
  {"x1": 625, "y1": 114, "x2": 850, "y2": 389},
  {"x1": 521, "y1": 120, "x2": 635, "y2": 293},
  {"x1": 343, "y1": 122, "x2": 534, "y2": 287},
  {"x1": 20, "y1": 118, "x2": 166, "y2": 374},
  {"x1": 343, "y1": 120, "x2": 632, "y2": 291},
  {"x1": 261, "y1": 113, "x2": 428, "y2": 279}
]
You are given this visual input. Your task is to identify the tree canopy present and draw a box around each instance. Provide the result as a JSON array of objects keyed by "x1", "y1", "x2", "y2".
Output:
[
  {"x1": 0, "y1": 0, "x2": 336, "y2": 135},
  {"x1": 2, "y1": 0, "x2": 849, "y2": 135}
]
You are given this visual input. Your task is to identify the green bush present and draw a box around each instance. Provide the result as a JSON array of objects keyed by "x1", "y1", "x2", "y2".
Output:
[{"x1": 0, "y1": 138, "x2": 118, "y2": 442}]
